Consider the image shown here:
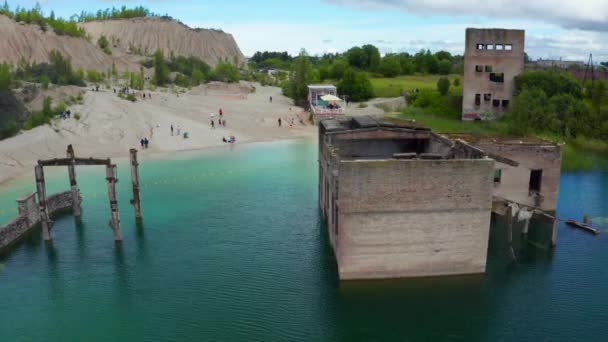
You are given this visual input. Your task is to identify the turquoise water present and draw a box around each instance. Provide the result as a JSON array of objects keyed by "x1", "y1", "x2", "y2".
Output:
[{"x1": 1, "y1": 140, "x2": 607, "y2": 341}]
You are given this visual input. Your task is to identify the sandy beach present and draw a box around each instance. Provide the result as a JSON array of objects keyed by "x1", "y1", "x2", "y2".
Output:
[{"x1": 0, "y1": 82, "x2": 316, "y2": 185}]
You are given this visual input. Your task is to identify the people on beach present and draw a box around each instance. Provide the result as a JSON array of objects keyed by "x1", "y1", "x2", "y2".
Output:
[
  {"x1": 171, "y1": 124, "x2": 174, "y2": 136},
  {"x1": 144, "y1": 138, "x2": 149, "y2": 149},
  {"x1": 219, "y1": 108, "x2": 223, "y2": 117},
  {"x1": 269, "y1": 96, "x2": 273, "y2": 103},
  {"x1": 278, "y1": 118, "x2": 282, "y2": 127},
  {"x1": 140, "y1": 138, "x2": 144, "y2": 148},
  {"x1": 222, "y1": 136, "x2": 227, "y2": 143},
  {"x1": 211, "y1": 120, "x2": 215, "y2": 129},
  {"x1": 177, "y1": 125, "x2": 181, "y2": 136}
]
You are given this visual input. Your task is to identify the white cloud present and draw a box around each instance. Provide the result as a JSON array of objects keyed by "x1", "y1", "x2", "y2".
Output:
[{"x1": 325, "y1": 0, "x2": 608, "y2": 32}]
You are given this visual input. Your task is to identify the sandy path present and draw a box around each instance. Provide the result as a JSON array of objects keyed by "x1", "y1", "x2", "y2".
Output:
[{"x1": 0, "y1": 82, "x2": 315, "y2": 185}]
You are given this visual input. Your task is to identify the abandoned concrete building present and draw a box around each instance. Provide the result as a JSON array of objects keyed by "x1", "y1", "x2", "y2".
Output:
[
  {"x1": 319, "y1": 116, "x2": 561, "y2": 280},
  {"x1": 462, "y1": 28, "x2": 525, "y2": 121}
]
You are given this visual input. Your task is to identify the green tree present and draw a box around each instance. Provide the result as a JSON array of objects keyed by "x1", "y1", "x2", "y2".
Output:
[
  {"x1": 284, "y1": 49, "x2": 316, "y2": 106},
  {"x1": 507, "y1": 87, "x2": 551, "y2": 135},
  {"x1": 153, "y1": 49, "x2": 169, "y2": 86},
  {"x1": 330, "y1": 59, "x2": 349, "y2": 79},
  {"x1": 0, "y1": 62, "x2": 11, "y2": 90},
  {"x1": 437, "y1": 77, "x2": 450, "y2": 96},
  {"x1": 378, "y1": 55, "x2": 401, "y2": 77},
  {"x1": 362, "y1": 44, "x2": 381, "y2": 71},
  {"x1": 338, "y1": 68, "x2": 374, "y2": 102},
  {"x1": 437, "y1": 59, "x2": 452, "y2": 75}
]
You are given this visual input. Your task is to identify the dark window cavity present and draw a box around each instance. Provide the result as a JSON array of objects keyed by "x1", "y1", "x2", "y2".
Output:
[
  {"x1": 493, "y1": 99, "x2": 500, "y2": 107},
  {"x1": 490, "y1": 73, "x2": 505, "y2": 83},
  {"x1": 494, "y1": 169, "x2": 502, "y2": 183},
  {"x1": 475, "y1": 94, "x2": 481, "y2": 106},
  {"x1": 476, "y1": 43, "x2": 485, "y2": 50},
  {"x1": 475, "y1": 65, "x2": 483, "y2": 72},
  {"x1": 485, "y1": 65, "x2": 493, "y2": 72},
  {"x1": 502, "y1": 100, "x2": 510, "y2": 108},
  {"x1": 529, "y1": 169, "x2": 543, "y2": 193},
  {"x1": 484, "y1": 93, "x2": 492, "y2": 101}
]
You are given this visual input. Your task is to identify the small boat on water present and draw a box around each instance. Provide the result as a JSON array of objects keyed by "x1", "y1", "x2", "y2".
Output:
[{"x1": 565, "y1": 220, "x2": 600, "y2": 235}]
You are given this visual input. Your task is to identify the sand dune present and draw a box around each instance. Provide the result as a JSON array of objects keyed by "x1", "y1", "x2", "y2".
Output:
[
  {"x1": 0, "y1": 15, "x2": 139, "y2": 71},
  {"x1": 81, "y1": 17, "x2": 245, "y2": 67},
  {"x1": 0, "y1": 83, "x2": 314, "y2": 185}
]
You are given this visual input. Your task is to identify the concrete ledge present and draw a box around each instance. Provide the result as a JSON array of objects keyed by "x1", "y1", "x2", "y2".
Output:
[{"x1": 0, "y1": 190, "x2": 75, "y2": 254}]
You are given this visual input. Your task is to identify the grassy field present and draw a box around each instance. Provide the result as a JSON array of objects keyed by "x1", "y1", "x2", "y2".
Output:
[
  {"x1": 370, "y1": 74, "x2": 463, "y2": 98},
  {"x1": 394, "y1": 110, "x2": 608, "y2": 172}
]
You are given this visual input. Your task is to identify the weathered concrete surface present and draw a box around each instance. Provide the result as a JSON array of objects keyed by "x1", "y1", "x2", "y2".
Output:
[
  {"x1": 0, "y1": 191, "x2": 75, "y2": 253},
  {"x1": 462, "y1": 28, "x2": 525, "y2": 120},
  {"x1": 477, "y1": 143, "x2": 561, "y2": 212},
  {"x1": 335, "y1": 159, "x2": 494, "y2": 280}
]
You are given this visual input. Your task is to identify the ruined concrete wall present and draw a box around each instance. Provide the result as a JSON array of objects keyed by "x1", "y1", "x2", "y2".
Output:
[
  {"x1": 0, "y1": 191, "x2": 74, "y2": 253},
  {"x1": 462, "y1": 28, "x2": 525, "y2": 120},
  {"x1": 335, "y1": 159, "x2": 494, "y2": 280},
  {"x1": 478, "y1": 143, "x2": 561, "y2": 211}
]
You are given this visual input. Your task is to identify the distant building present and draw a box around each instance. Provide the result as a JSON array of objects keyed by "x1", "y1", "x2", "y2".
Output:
[
  {"x1": 462, "y1": 28, "x2": 525, "y2": 121},
  {"x1": 532, "y1": 59, "x2": 585, "y2": 69},
  {"x1": 308, "y1": 85, "x2": 345, "y2": 122}
]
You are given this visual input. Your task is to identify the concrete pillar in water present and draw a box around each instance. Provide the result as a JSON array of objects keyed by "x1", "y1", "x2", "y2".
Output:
[
  {"x1": 551, "y1": 218, "x2": 558, "y2": 247},
  {"x1": 35, "y1": 164, "x2": 51, "y2": 240},
  {"x1": 129, "y1": 148, "x2": 142, "y2": 219},
  {"x1": 522, "y1": 218, "x2": 530, "y2": 235},
  {"x1": 106, "y1": 164, "x2": 122, "y2": 241},
  {"x1": 66, "y1": 145, "x2": 81, "y2": 217}
]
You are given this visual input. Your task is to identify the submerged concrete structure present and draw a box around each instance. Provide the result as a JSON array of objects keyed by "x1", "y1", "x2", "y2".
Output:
[
  {"x1": 462, "y1": 28, "x2": 525, "y2": 121},
  {"x1": 319, "y1": 116, "x2": 561, "y2": 280}
]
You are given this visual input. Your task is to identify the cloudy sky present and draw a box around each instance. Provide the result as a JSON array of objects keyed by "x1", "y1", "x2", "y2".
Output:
[{"x1": 14, "y1": 0, "x2": 608, "y2": 61}]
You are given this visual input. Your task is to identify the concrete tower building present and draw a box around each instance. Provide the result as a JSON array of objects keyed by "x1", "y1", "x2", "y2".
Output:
[{"x1": 462, "y1": 28, "x2": 525, "y2": 120}]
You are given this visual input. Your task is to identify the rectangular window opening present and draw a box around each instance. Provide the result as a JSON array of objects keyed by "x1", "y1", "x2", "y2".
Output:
[
  {"x1": 494, "y1": 169, "x2": 502, "y2": 183},
  {"x1": 476, "y1": 43, "x2": 485, "y2": 50},
  {"x1": 475, "y1": 65, "x2": 483, "y2": 72},
  {"x1": 484, "y1": 93, "x2": 492, "y2": 101},
  {"x1": 505, "y1": 44, "x2": 513, "y2": 51},
  {"x1": 492, "y1": 99, "x2": 500, "y2": 107},
  {"x1": 502, "y1": 100, "x2": 510, "y2": 108},
  {"x1": 475, "y1": 94, "x2": 481, "y2": 106},
  {"x1": 485, "y1": 65, "x2": 493, "y2": 72},
  {"x1": 529, "y1": 169, "x2": 543, "y2": 193},
  {"x1": 486, "y1": 44, "x2": 495, "y2": 50},
  {"x1": 489, "y1": 72, "x2": 505, "y2": 83},
  {"x1": 496, "y1": 44, "x2": 504, "y2": 50}
]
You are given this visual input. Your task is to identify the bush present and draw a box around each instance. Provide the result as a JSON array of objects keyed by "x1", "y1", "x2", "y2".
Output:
[
  {"x1": 126, "y1": 93, "x2": 137, "y2": 102},
  {"x1": 453, "y1": 78, "x2": 460, "y2": 87},
  {"x1": 97, "y1": 35, "x2": 111, "y2": 55},
  {"x1": 74, "y1": 113, "x2": 81, "y2": 120},
  {"x1": 358, "y1": 102, "x2": 368, "y2": 108},
  {"x1": 210, "y1": 63, "x2": 240, "y2": 83},
  {"x1": 87, "y1": 69, "x2": 104, "y2": 83},
  {"x1": 1, "y1": 120, "x2": 19, "y2": 139},
  {"x1": 437, "y1": 77, "x2": 450, "y2": 96},
  {"x1": 40, "y1": 74, "x2": 50, "y2": 89}
]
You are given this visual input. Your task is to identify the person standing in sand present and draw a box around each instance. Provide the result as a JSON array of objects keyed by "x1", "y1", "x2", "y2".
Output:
[
  {"x1": 278, "y1": 118, "x2": 282, "y2": 127},
  {"x1": 171, "y1": 124, "x2": 174, "y2": 136}
]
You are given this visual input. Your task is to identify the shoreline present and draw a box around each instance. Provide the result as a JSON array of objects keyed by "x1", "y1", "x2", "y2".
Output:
[
  {"x1": 0, "y1": 135, "x2": 317, "y2": 191},
  {"x1": 0, "y1": 82, "x2": 317, "y2": 189}
]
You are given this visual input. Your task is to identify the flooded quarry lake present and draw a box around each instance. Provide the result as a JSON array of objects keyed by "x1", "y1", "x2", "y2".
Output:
[{"x1": 1, "y1": 140, "x2": 607, "y2": 341}]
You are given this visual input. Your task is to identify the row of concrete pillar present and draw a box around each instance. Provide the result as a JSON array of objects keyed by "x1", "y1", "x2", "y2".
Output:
[{"x1": 34, "y1": 146, "x2": 142, "y2": 242}]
